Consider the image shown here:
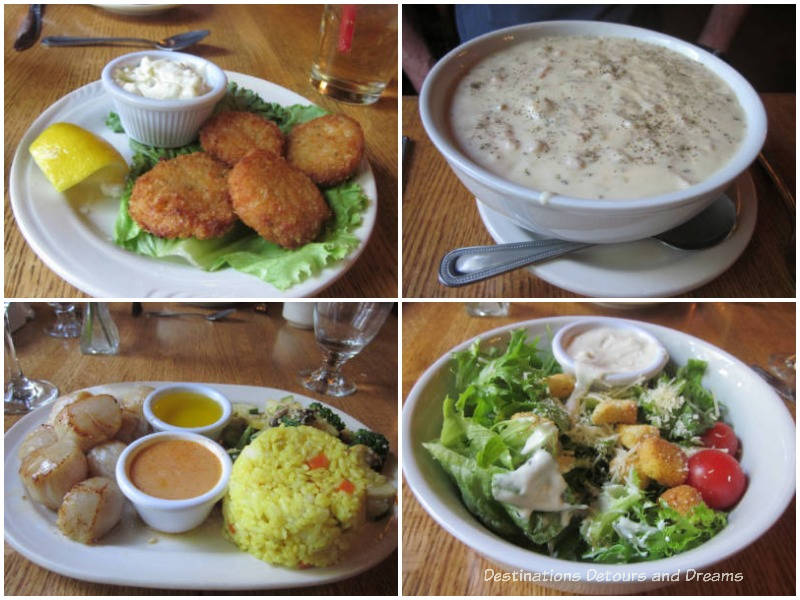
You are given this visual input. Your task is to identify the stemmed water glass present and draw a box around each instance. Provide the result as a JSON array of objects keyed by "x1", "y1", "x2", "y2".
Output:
[
  {"x1": 301, "y1": 302, "x2": 392, "y2": 397},
  {"x1": 46, "y1": 302, "x2": 81, "y2": 338},
  {"x1": 5, "y1": 303, "x2": 59, "y2": 413}
]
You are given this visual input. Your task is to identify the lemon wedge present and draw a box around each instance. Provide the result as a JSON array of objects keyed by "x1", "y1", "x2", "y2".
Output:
[{"x1": 29, "y1": 122, "x2": 128, "y2": 192}]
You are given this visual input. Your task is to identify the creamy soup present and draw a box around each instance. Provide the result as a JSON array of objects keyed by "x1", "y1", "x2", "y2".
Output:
[{"x1": 450, "y1": 36, "x2": 746, "y2": 200}]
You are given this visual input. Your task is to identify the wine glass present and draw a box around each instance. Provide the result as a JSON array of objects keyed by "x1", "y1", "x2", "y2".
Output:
[
  {"x1": 5, "y1": 303, "x2": 59, "y2": 413},
  {"x1": 301, "y1": 302, "x2": 392, "y2": 397},
  {"x1": 46, "y1": 302, "x2": 81, "y2": 338}
]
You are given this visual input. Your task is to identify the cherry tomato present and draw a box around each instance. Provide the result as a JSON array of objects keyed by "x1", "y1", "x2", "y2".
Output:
[
  {"x1": 687, "y1": 449, "x2": 746, "y2": 509},
  {"x1": 701, "y1": 422, "x2": 739, "y2": 456}
]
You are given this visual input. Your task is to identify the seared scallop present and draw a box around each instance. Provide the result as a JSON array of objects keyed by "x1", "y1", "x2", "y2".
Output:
[
  {"x1": 19, "y1": 439, "x2": 88, "y2": 510},
  {"x1": 57, "y1": 477, "x2": 124, "y2": 544},
  {"x1": 115, "y1": 386, "x2": 153, "y2": 443},
  {"x1": 17, "y1": 423, "x2": 59, "y2": 461},
  {"x1": 47, "y1": 390, "x2": 92, "y2": 425},
  {"x1": 87, "y1": 441, "x2": 128, "y2": 480},
  {"x1": 53, "y1": 394, "x2": 122, "y2": 451}
]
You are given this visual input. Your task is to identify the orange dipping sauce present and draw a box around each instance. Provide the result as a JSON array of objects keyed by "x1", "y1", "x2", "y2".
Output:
[{"x1": 128, "y1": 439, "x2": 221, "y2": 500}]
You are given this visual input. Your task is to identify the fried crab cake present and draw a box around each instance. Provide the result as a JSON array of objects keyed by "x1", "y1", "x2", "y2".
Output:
[
  {"x1": 229, "y1": 150, "x2": 331, "y2": 249},
  {"x1": 199, "y1": 111, "x2": 285, "y2": 166},
  {"x1": 286, "y1": 114, "x2": 364, "y2": 186},
  {"x1": 128, "y1": 152, "x2": 235, "y2": 240}
]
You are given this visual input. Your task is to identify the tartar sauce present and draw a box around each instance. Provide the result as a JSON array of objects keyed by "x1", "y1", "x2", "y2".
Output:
[
  {"x1": 113, "y1": 57, "x2": 210, "y2": 100},
  {"x1": 566, "y1": 326, "x2": 663, "y2": 375}
]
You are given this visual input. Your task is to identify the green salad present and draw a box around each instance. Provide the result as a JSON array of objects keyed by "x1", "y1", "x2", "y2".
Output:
[
  {"x1": 106, "y1": 82, "x2": 368, "y2": 290},
  {"x1": 424, "y1": 330, "x2": 738, "y2": 563}
]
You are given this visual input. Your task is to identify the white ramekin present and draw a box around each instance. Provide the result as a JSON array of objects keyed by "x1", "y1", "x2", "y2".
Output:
[
  {"x1": 551, "y1": 318, "x2": 669, "y2": 386},
  {"x1": 116, "y1": 431, "x2": 232, "y2": 533},
  {"x1": 101, "y1": 50, "x2": 227, "y2": 147},
  {"x1": 143, "y1": 383, "x2": 232, "y2": 440},
  {"x1": 419, "y1": 21, "x2": 767, "y2": 243}
]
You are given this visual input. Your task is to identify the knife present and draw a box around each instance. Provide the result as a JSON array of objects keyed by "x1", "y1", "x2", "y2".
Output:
[{"x1": 14, "y1": 4, "x2": 43, "y2": 52}]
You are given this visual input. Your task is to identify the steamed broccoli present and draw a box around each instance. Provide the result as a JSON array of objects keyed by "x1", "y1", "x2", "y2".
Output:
[
  {"x1": 351, "y1": 429, "x2": 390, "y2": 469},
  {"x1": 309, "y1": 402, "x2": 345, "y2": 431}
]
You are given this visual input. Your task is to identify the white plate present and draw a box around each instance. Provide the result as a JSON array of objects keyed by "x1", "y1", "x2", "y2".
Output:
[
  {"x1": 5, "y1": 382, "x2": 397, "y2": 590},
  {"x1": 476, "y1": 173, "x2": 756, "y2": 297},
  {"x1": 9, "y1": 72, "x2": 377, "y2": 298}
]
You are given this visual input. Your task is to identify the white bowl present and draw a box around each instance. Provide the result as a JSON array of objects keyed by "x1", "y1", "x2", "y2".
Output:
[
  {"x1": 116, "y1": 431, "x2": 232, "y2": 533},
  {"x1": 101, "y1": 50, "x2": 227, "y2": 147},
  {"x1": 419, "y1": 21, "x2": 767, "y2": 243},
  {"x1": 143, "y1": 383, "x2": 232, "y2": 440},
  {"x1": 551, "y1": 318, "x2": 669, "y2": 386},
  {"x1": 402, "y1": 316, "x2": 795, "y2": 594}
]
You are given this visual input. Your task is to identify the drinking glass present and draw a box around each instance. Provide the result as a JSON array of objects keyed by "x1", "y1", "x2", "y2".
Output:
[
  {"x1": 309, "y1": 4, "x2": 398, "y2": 104},
  {"x1": 465, "y1": 302, "x2": 510, "y2": 317},
  {"x1": 46, "y1": 302, "x2": 81, "y2": 338},
  {"x1": 5, "y1": 303, "x2": 59, "y2": 413},
  {"x1": 302, "y1": 302, "x2": 392, "y2": 396}
]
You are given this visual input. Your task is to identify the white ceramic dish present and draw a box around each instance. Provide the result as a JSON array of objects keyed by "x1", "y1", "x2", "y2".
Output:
[
  {"x1": 143, "y1": 383, "x2": 232, "y2": 439},
  {"x1": 5, "y1": 382, "x2": 397, "y2": 590},
  {"x1": 116, "y1": 431, "x2": 232, "y2": 533},
  {"x1": 551, "y1": 318, "x2": 668, "y2": 386},
  {"x1": 476, "y1": 172, "x2": 756, "y2": 297},
  {"x1": 403, "y1": 317, "x2": 795, "y2": 594},
  {"x1": 420, "y1": 20, "x2": 767, "y2": 243},
  {"x1": 93, "y1": 4, "x2": 180, "y2": 16},
  {"x1": 9, "y1": 72, "x2": 377, "y2": 298},
  {"x1": 101, "y1": 50, "x2": 227, "y2": 147}
]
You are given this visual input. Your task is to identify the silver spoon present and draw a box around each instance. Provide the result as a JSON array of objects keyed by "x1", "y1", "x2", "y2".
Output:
[
  {"x1": 439, "y1": 194, "x2": 737, "y2": 287},
  {"x1": 145, "y1": 308, "x2": 235, "y2": 321},
  {"x1": 41, "y1": 29, "x2": 209, "y2": 51}
]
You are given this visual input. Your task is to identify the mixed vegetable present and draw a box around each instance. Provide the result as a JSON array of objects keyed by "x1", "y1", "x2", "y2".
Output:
[
  {"x1": 424, "y1": 330, "x2": 746, "y2": 563},
  {"x1": 220, "y1": 396, "x2": 390, "y2": 471}
]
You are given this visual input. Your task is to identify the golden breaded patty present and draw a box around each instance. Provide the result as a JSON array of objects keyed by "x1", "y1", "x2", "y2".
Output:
[
  {"x1": 228, "y1": 150, "x2": 331, "y2": 249},
  {"x1": 200, "y1": 111, "x2": 285, "y2": 166},
  {"x1": 128, "y1": 152, "x2": 235, "y2": 240},
  {"x1": 287, "y1": 114, "x2": 364, "y2": 186}
]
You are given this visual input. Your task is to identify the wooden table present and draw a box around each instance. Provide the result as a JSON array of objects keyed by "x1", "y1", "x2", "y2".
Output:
[
  {"x1": 4, "y1": 5, "x2": 397, "y2": 298},
  {"x1": 402, "y1": 95, "x2": 796, "y2": 298},
  {"x1": 4, "y1": 302, "x2": 397, "y2": 595},
  {"x1": 402, "y1": 302, "x2": 795, "y2": 595}
]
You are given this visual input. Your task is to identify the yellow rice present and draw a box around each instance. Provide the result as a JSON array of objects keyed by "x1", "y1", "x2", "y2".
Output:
[{"x1": 222, "y1": 425, "x2": 385, "y2": 567}]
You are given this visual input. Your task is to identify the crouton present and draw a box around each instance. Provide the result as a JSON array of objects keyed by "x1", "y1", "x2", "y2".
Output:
[
  {"x1": 590, "y1": 400, "x2": 638, "y2": 425},
  {"x1": 609, "y1": 447, "x2": 651, "y2": 488},
  {"x1": 616, "y1": 424, "x2": 660, "y2": 449},
  {"x1": 546, "y1": 373, "x2": 575, "y2": 399},
  {"x1": 637, "y1": 437, "x2": 688, "y2": 487},
  {"x1": 660, "y1": 484, "x2": 703, "y2": 515},
  {"x1": 556, "y1": 453, "x2": 576, "y2": 474}
]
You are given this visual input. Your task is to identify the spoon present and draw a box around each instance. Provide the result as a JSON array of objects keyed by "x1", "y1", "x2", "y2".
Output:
[
  {"x1": 439, "y1": 194, "x2": 737, "y2": 287},
  {"x1": 41, "y1": 29, "x2": 209, "y2": 51},
  {"x1": 145, "y1": 308, "x2": 235, "y2": 321}
]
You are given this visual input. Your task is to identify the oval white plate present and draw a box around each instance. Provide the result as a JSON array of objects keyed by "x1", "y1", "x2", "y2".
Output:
[
  {"x1": 9, "y1": 72, "x2": 377, "y2": 298},
  {"x1": 403, "y1": 316, "x2": 794, "y2": 594},
  {"x1": 476, "y1": 173, "x2": 756, "y2": 297},
  {"x1": 5, "y1": 382, "x2": 397, "y2": 590}
]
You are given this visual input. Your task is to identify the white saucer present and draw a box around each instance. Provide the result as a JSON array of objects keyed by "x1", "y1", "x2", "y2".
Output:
[{"x1": 476, "y1": 172, "x2": 757, "y2": 298}]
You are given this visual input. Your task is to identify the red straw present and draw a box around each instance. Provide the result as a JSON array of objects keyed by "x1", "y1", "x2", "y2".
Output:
[{"x1": 337, "y1": 5, "x2": 357, "y2": 53}]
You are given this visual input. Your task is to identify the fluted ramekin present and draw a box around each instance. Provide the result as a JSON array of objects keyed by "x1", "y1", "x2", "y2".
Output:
[{"x1": 101, "y1": 50, "x2": 227, "y2": 148}]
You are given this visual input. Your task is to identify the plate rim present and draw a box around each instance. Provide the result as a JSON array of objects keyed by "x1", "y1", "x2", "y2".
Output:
[
  {"x1": 9, "y1": 71, "x2": 377, "y2": 298},
  {"x1": 476, "y1": 172, "x2": 757, "y2": 297},
  {"x1": 4, "y1": 381, "x2": 397, "y2": 590}
]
